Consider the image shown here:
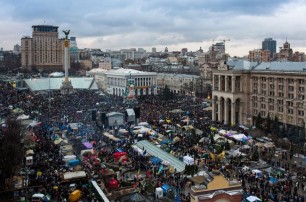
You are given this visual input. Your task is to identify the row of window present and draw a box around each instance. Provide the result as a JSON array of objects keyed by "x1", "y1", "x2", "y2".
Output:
[
  {"x1": 108, "y1": 77, "x2": 155, "y2": 87},
  {"x1": 253, "y1": 84, "x2": 305, "y2": 91},
  {"x1": 253, "y1": 109, "x2": 304, "y2": 119},
  {"x1": 253, "y1": 77, "x2": 305, "y2": 84},
  {"x1": 252, "y1": 102, "x2": 305, "y2": 115},
  {"x1": 253, "y1": 90, "x2": 305, "y2": 99}
]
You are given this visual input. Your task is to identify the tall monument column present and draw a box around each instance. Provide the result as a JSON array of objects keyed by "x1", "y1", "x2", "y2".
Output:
[{"x1": 60, "y1": 30, "x2": 74, "y2": 94}]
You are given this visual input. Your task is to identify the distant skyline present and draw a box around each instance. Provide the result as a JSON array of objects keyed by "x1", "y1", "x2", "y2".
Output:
[{"x1": 1, "y1": 0, "x2": 306, "y2": 56}]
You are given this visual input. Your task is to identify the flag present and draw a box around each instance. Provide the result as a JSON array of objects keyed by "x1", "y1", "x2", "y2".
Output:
[{"x1": 143, "y1": 150, "x2": 146, "y2": 156}]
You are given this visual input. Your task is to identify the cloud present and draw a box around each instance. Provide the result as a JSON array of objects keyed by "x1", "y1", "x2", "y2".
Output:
[{"x1": 0, "y1": 0, "x2": 305, "y2": 56}]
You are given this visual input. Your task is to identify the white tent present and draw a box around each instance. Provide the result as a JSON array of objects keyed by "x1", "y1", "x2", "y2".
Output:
[
  {"x1": 138, "y1": 122, "x2": 150, "y2": 127},
  {"x1": 49, "y1": 72, "x2": 64, "y2": 77},
  {"x1": 183, "y1": 156, "x2": 194, "y2": 165},
  {"x1": 252, "y1": 169, "x2": 263, "y2": 178},
  {"x1": 246, "y1": 195, "x2": 262, "y2": 202},
  {"x1": 232, "y1": 134, "x2": 247, "y2": 141},
  {"x1": 133, "y1": 126, "x2": 151, "y2": 134},
  {"x1": 218, "y1": 129, "x2": 227, "y2": 135},
  {"x1": 17, "y1": 114, "x2": 30, "y2": 120}
]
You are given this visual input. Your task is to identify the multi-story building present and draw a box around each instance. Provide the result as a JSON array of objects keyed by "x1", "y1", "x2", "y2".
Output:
[
  {"x1": 181, "y1": 48, "x2": 188, "y2": 56},
  {"x1": 0, "y1": 48, "x2": 3, "y2": 62},
  {"x1": 209, "y1": 42, "x2": 226, "y2": 60},
  {"x1": 13, "y1": 44, "x2": 21, "y2": 55},
  {"x1": 276, "y1": 41, "x2": 293, "y2": 62},
  {"x1": 70, "y1": 37, "x2": 79, "y2": 62},
  {"x1": 212, "y1": 59, "x2": 306, "y2": 141},
  {"x1": 21, "y1": 25, "x2": 66, "y2": 72},
  {"x1": 292, "y1": 51, "x2": 305, "y2": 62},
  {"x1": 262, "y1": 38, "x2": 276, "y2": 58},
  {"x1": 106, "y1": 68, "x2": 157, "y2": 96},
  {"x1": 156, "y1": 73, "x2": 199, "y2": 95},
  {"x1": 106, "y1": 48, "x2": 146, "y2": 61},
  {"x1": 98, "y1": 57, "x2": 112, "y2": 70},
  {"x1": 248, "y1": 49, "x2": 271, "y2": 62}
]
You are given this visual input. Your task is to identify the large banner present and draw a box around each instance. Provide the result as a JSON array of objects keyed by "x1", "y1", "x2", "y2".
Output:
[{"x1": 126, "y1": 79, "x2": 135, "y2": 99}]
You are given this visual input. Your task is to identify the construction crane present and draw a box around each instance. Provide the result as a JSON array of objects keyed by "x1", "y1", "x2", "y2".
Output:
[
  {"x1": 221, "y1": 39, "x2": 230, "y2": 59},
  {"x1": 222, "y1": 39, "x2": 230, "y2": 44}
]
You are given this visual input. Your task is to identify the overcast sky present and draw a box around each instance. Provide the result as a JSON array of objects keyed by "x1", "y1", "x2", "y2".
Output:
[{"x1": 1, "y1": 0, "x2": 306, "y2": 56}]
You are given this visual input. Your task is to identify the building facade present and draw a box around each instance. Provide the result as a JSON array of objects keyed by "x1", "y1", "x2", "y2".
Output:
[
  {"x1": 212, "y1": 59, "x2": 306, "y2": 141},
  {"x1": 248, "y1": 49, "x2": 271, "y2": 62},
  {"x1": 276, "y1": 41, "x2": 293, "y2": 62},
  {"x1": 262, "y1": 38, "x2": 276, "y2": 58},
  {"x1": 104, "y1": 68, "x2": 157, "y2": 96},
  {"x1": 21, "y1": 25, "x2": 67, "y2": 72},
  {"x1": 70, "y1": 37, "x2": 79, "y2": 62},
  {"x1": 156, "y1": 73, "x2": 199, "y2": 95}
]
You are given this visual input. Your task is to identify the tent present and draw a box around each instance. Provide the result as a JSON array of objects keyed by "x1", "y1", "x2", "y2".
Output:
[
  {"x1": 26, "y1": 149, "x2": 34, "y2": 156},
  {"x1": 82, "y1": 142, "x2": 93, "y2": 149},
  {"x1": 252, "y1": 169, "x2": 263, "y2": 178},
  {"x1": 131, "y1": 145, "x2": 145, "y2": 156},
  {"x1": 246, "y1": 195, "x2": 262, "y2": 202},
  {"x1": 155, "y1": 187, "x2": 163, "y2": 199},
  {"x1": 118, "y1": 128, "x2": 128, "y2": 134},
  {"x1": 138, "y1": 122, "x2": 150, "y2": 127},
  {"x1": 160, "y1": 139, "x2": 172, "y2": 145},
  {"x1": 17, "y1": 114, "x2": 30, "y2": 120},
  {"x1": 161, "y1": 184, "x2": 170, "y2": 194},
  {"x1": 113, "y1": 152, "x2": 127, "y2": 160},
  {"x1": 116, "y1": 148, "x2": 124, "y2": 153},
  {"x1": 68, "y1": 159, "x2": 81, "y2": 167},
  {"x1": 183, "y1": 156, "x2": 194, "y2": 165},
  {"x1": 269, "y1": 176, "x2": 278, "y2": 184},
  {"x1": 232, "y1": 134, "x2": 247, "y2": 141},
  {"x1": 150, "y1": 156, "x2": 162, "y2": 165},
  {"x1": 63, "y1": 155, "x2": 77, "y2": 162}
]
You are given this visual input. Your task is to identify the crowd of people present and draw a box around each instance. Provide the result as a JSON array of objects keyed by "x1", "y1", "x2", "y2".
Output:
[{"x1": 0, "y1": 79, "x2": 305, "y2": 201}]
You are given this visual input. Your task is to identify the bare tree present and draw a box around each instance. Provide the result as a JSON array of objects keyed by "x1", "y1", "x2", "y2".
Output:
[{"x1": 0, "y1": 118, "x2": 23, "y2": 190}]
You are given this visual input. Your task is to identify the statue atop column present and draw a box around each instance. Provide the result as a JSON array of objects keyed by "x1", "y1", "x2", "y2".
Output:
[
  {"x1": 60, "y1": 29, "x2": 74, "y2": 94},
  {"x1": 63, "y1": 30, "x2": 70, "y2": 39}
]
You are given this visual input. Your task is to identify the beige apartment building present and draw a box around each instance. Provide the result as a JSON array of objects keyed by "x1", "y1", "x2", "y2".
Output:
[
  {"x1": 212, "y1": 59, "x2": 306, "y2": 140},
  {"x1": 248, "y1": 49, "x2": 271, "y2": 62},
  {"x1": 21, "y1": 25, "x2": 67, "y2": 72}
]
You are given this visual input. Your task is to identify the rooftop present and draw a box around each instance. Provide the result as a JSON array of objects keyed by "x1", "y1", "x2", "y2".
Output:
[
  {"x1": 105, "y1": 68, "x2": 157, "y2": 76},
  {"x1": 24, "y1": 77, "x2": 98, "y2": 91},
  {"x1": 227, "y1": 59, "x2": 306, "y2": 72}
]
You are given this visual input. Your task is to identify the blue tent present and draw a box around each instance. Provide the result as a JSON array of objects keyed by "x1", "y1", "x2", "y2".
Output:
[
  {"x1": 161, "y1": 184, "x2": 170, "y2": 194},
  {"x1": 269, "y1": 176, "x2": 278, "y2": 184},
  {"x1": 150, "y1": 156, "x2": 161, "y2": 165},
  {"x1": 116, "y1": 148, "x2": 124, "y2": 152},
  {"x1": 160, "y1": 139, "x2": 172, "y2": 145},
  {"x1": 67, "y1": 159, "x2": 80, "y2": 167}
]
